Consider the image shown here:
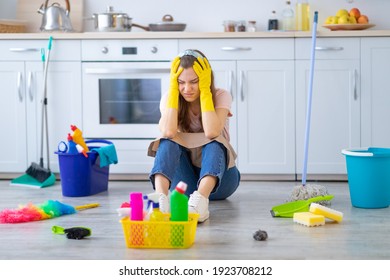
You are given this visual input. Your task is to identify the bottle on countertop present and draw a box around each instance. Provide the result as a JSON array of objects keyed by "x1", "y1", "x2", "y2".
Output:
[
  {"x1": 170, "y1": 181, "x2": 189, "y2": 222},
  {"x1": 268, "y1": 10, "x2": 278, "y2": 31},
  {"x1": 282, "y1": 1, "x2": 295, "y2": 31},
  {"x1": 296, "y1": 0, "x2": 310, "y2": 31}
]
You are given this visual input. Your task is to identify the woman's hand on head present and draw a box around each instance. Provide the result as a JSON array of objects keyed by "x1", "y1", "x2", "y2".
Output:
[
  {"x1": 193, "y1": 57, "x2": 214, "y2": 112},
  {"x1": 167, "y1": 56, "x2": 183, "y2": 110},
  {"x1": 193, "y1": 57, "x2": 212, "y2": 93}
]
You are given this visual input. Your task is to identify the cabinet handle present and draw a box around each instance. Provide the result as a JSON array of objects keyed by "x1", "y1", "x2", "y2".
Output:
[
  {"x1": 353, "y1": 69, "x2": 358, "y2": 100},
  {"x1": 239, "y1": 70, "x2": 244, "y2": 101},
  {"x1": 228, "y1": 71, "x2": 233, "y2": 100},
  {"x1": 315, "y1": 46, "x2": 344, "y2": 51},
  {"x1": 17, "y1": 72, "x2": 23, "y2": 102},
  {"x1": 221, "y1": 47, "x2": 252, "y2": 51},
  {"x1": 28, "y1": 72, "x2": 34, "y2": 102},
  {"x1": 9, "y1": 48, "x2": 41, "y2": 52},
  {"x1": 85, "y1": 68, "x2": 169, "y2": 74}
]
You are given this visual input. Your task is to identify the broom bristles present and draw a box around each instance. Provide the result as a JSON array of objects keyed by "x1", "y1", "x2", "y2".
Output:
[{"x1": 25, "y1": 162, "x2": 51, "y2": 183}]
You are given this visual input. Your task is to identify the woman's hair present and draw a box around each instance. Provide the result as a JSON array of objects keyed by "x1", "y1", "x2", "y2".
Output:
[{"x1": 178, "y1": 50, "x2": 216, "y2": 132}]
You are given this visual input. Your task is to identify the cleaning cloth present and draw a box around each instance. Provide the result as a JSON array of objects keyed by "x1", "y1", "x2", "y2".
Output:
[{"x1": 92, "y1": 144, "x2": 118, "y2": 168}]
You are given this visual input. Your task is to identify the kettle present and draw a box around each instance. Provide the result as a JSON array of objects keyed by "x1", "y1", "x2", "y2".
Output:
[{"x1": 37, "y1": 0, "x2": 73, "y2": 32}]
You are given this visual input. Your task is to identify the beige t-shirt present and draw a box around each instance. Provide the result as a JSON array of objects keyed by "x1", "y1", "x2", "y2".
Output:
[{"x1": 160, "y1": 88, "x2": 233, "y2": 141}]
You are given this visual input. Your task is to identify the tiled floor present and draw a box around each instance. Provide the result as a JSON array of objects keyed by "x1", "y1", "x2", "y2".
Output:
[{"x1": 0, "y1": 179, "x2": 389, "y2": 260}]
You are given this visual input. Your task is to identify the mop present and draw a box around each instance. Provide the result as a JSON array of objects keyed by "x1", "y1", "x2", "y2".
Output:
[
  {"x1": 289, "y1": 12, "x2": 330, "y2": 205},
  {"x1": 10, "y1": 36, "x2": 56, "y2": 188}
]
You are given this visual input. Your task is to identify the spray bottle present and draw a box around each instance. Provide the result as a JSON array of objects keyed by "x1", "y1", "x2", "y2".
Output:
[
  {"x1": 70, "y1": 125, "x2": 89, "y2": 152},
  {"x1": 143, "y1": 192, "x2": 165, "y2": 222},
  {"x1": 67, "y1": 133, "x2": 78, "y2": 154}
]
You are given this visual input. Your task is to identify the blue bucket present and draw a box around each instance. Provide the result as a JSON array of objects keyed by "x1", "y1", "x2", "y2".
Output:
[
  {"x1": 56, "y1": 139, "x2": 112, "y2": 197},
  {"x1": 342, "y1": 147, "x2": 390, "y2": 208}
]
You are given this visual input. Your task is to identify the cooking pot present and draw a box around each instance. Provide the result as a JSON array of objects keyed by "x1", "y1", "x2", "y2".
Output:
[
  {"x1": 91, "y1": 6, "x2": 132, "y2": 32},
  {"x1": 90, "y1": 8, "x2": 186, "y2": 32},
  {"x1": 37, "y1": 0, "x2": 73, "y2": 32}
]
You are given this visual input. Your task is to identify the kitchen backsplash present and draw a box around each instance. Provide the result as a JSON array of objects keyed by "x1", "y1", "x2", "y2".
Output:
[{"x1": 1, "y1": 0, "x2": 389, "y2": 32}]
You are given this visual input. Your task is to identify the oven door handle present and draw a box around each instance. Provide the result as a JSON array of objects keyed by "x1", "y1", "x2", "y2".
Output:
[{"x1": 85, "y1": 68, "x2": 170, "y2": 74}]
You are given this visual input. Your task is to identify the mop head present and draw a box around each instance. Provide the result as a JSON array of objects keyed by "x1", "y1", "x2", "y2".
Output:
[{"x1": 289, "y1": 183, "x2": 331, "y2": 206}]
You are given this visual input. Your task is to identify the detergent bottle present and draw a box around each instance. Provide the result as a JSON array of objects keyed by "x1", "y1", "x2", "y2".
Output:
[
  {"x1": 170, "y1": 181, "x2": 189, "y2": 247},
  {"x1": 129, "y1": 192, "x2": 144, "y2": 246},
  {"x1": 70, "y1": 125, "x2": 89, "y2": 152},
  {"x1": 170, "y1": 181, "x2": 189, "y2": 222}
]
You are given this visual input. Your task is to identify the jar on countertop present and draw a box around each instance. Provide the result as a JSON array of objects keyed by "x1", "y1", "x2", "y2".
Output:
[
  {"x1": 247, "y1": 21, "x2": 257, "y2": 32},
  {"x1": 223, "y1": 20, "x2": 236, "y2": 32},
  {"x1": 235, "y1": 21, "x2": 246, "y2": 32}
]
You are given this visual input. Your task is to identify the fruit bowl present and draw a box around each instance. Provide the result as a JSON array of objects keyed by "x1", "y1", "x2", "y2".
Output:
[{"x1": 323, "y1": 23, "x2": 375, "y2": 31}]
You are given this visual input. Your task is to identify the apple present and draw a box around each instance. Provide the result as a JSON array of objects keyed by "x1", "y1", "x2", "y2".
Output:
[
  {"x1": 358, "y1": 15, "x2": 369, "y2": 24},
  {"x1": 349, "y1": 8, "x2": 361, "y2": 20},
  {"x1": 349, "y1": 15, "x2": 357, "y2": 24},
  {"x1": 336, "y1": 9, "x2": 349, "y2": 18},
  {"x1": 338, "y1": 15, "x2": 350, "y2": 24},
  {"x1": 329, "y1": 16, "x2": 339, "y2": 24}
]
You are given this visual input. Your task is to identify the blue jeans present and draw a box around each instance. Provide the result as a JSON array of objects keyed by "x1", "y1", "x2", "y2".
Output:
[{"x1": 149, "y1": 139, "x2": 240, "y2": 200}]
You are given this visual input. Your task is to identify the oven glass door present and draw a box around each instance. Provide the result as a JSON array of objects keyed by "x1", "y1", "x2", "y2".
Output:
[{"x1": 82, "y1": 62, "x2": 170, "y2": 138}]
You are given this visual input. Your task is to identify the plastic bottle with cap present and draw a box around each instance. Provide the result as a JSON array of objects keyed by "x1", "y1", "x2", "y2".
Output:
[
  {"x1": 70, "y1": 125, "x2": 89, "y2": 152},
  {"x1": 170, "y1": 181, "x2": 189, "y2": 222},
  {"x1": 143, "y1": 192, "x2": 165, "y2": 221},
  {"x1": 129, "y1": 192, "x2": 144, "y2": 246},
  {"x1": 67, "y1": 133, "x2": 78, "y2": 154},
  {"x1": 282, "y1": 1, "x2": 295, "y2": 31},
  {"x1": 130, "y1": 192, "x2": 144, "y2": 221}
]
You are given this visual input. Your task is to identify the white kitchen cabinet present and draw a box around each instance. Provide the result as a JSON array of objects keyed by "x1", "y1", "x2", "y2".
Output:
[
  {"x1": 0, "y1": 40, "x2": 81, "y2": 174},
  {"x1": 361, "y1": 38, "x2": 390, "y2": 147},
  {"x1": 179, "y1": 38, "x2": 296, "y2": 175},
  {"x1": 295, "y1": 38, "x2": 360, "y2": 176},
  {"x1": 236, "y1": 60, "x2": 295, "y2": 174},
  {"x1": 0, "y1": 61, "x2": 28, "y2": 172}
]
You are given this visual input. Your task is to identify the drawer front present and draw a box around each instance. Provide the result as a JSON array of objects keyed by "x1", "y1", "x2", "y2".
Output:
[
  {"x1": 0, "y1": 40, "x2": 81, "y2": 61},
  {"x1": 179, "y1": 38, "x2": 294, "y2": 60},
  {"x1": 295, "y1": 38, "x2": 360, "y2": 60},
  {"x1": 81, "y1": 39, "x2": 179, "y2": 61}
]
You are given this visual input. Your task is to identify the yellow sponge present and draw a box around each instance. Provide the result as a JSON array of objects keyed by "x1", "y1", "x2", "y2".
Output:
[
  {"x1": 293, "y1": 212, "x2": 325, "y2": 227},
  {"x1": 309, "y1": 203, "x2": 343, "y2": 223}
]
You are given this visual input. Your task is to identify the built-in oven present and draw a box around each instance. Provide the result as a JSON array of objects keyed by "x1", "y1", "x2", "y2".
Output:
[{"x1": 81, "y1": 40, "x2": 178, "y2": 139}]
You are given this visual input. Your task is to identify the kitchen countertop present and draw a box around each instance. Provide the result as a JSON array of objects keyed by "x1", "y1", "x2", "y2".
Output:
[{"x1": 1, "y1": 30, "x2": 390, "y2": 40}]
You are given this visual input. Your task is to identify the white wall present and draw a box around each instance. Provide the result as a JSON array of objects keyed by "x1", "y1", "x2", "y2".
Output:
[
  {"x1": 82, "y1": 0, "x2": 390, "y2": 32},
  {"x1": 1, "y1": 0, "x2": 389, "y2": 32}
]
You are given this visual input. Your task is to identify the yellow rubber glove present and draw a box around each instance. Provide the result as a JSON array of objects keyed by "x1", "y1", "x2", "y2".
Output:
[
  {"x1": 166, "y1": 56, "x2": 183, "y2": 109},
  {"x1": 193, "y1": 57, "x2": 215, "y2": 112}
]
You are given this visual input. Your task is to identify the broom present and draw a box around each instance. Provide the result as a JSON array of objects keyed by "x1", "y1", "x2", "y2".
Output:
[
  {"x1": 22, "y1": 37, "x2": 54, "y2": 184},
  {"x1": 289, "y1": 12, "x2": 330, "y2": 205}
]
